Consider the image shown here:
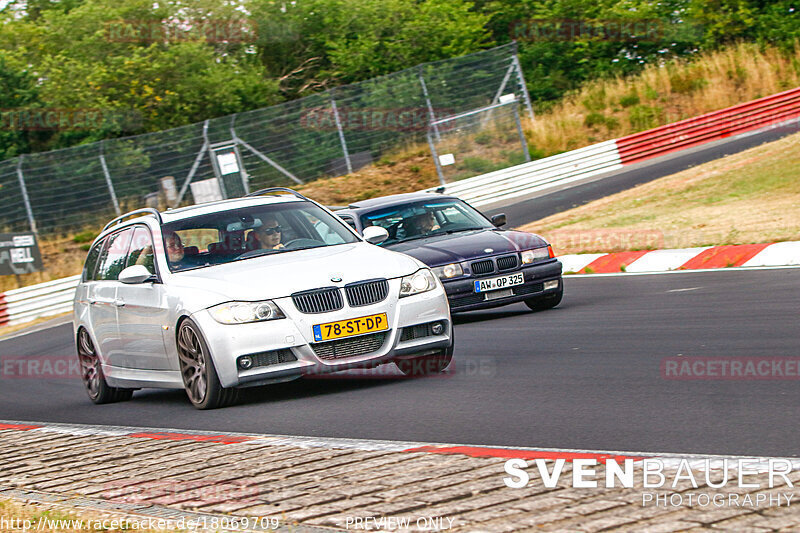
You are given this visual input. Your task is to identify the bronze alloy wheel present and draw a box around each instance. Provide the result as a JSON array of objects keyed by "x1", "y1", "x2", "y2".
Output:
[
  {"x1": 76, "y1": 328, "x2": 133, "y2": 404},
  {"x1": 177, "y1": 319, "x2": 238, "y2": 410},
  {"x1": 177, "y1": 321, "x2": 208, "y2": 405},
  {"x1": 77, "y1": 328, "x2": 101, "y2": 400}
]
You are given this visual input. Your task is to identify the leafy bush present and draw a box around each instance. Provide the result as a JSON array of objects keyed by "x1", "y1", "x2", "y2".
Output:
[
  {"x1": 619, "y1": 93, "x2": 640, "y2": 108},
  {"x1": 72, "y1": 231, "x2": 97, "y2": 244},
  {"x1": 584, "y1": 112, "x2": 607, "y2": 129},
  {"x1": 628, "y1": 105, "x2": 664, "y2": 131}
]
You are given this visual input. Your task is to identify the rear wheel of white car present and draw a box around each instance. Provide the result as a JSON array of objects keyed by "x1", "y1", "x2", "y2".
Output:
[
  {"x1": 77, "y1": 329, "x2": 133, "y2": 404},
  {"x1": 177, "y1": 319, "x2": 239, "y2": 410}
]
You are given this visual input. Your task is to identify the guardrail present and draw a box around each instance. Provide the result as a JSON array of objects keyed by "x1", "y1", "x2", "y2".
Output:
[
  {"x1": 0, "y1": 275, "x2": 79, "y2": 327},
  {"x1": 429, "y1": 86, "x2": 800, "y2": 207},
  {"x1": 616, "y1": 86, "x2": 800, "y2": 164},
  {"x1": 432, "y1": 140, "x2": 622, "y2": 207}
]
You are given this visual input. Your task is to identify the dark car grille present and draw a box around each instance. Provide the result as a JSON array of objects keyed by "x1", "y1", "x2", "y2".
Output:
[
  {"x1": 497, "y1": 255, "x2": 518, "y2": 271},
  {"x1": 248, "y1": 349, "x2": 297, "y2": 369},
  {"x1": 471, "y1": 259, "x2": 495, "y2": 275},
  {"x1": 292, "y1": 287, "x2": 343, "y2": 314},
  {"x1": 312, "y1": 332, "x2": 387, "y2": 360},
  {"x1": 345, "y1": 279, "x2": 389, "y2": 307},
  {"x1": 513, "y1": 282, "x2": 544, "y2": 296}
]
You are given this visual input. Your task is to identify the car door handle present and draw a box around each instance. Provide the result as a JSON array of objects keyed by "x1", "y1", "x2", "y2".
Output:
[{"x1": 113, "y1": 298, "x2": 125, "y2": 307}]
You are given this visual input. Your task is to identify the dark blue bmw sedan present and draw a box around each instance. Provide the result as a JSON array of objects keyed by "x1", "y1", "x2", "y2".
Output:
[{"x1": 335, "y1": 192, "x2": 563, "y2": 313}]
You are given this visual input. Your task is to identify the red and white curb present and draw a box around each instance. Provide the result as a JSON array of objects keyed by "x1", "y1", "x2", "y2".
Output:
[
  {"x1": 2, "y1": 420, "x2": 797, "y2": 473},
  {"x1": 558, "y1": 240, "x2": 800, "y2": 275}
]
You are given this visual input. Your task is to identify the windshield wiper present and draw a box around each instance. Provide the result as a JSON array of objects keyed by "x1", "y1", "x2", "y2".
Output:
[
  {"x1": 443, "y1": 227, "x2": 487, "y2": 234},
  {"x1": 394, "y1": 227, "x2": 485, "y2": 244}
]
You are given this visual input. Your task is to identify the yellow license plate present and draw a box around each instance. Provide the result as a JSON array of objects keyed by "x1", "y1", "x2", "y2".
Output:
[{"x1": 313, "y1": 313, "x2": 388, "y2": 342}]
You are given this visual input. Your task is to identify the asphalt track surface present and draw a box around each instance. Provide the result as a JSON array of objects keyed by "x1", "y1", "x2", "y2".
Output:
[
  {"x1": 483, "y1": 124, "x2": 799, "y2": 226},
  {"x1": 1, "y1": 269, "x2": 798, "y2": 457}
]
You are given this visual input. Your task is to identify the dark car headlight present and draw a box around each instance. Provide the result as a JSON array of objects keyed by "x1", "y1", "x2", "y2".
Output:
[
  {"x1": 521, "y1": 246, "x2": 552, "y2": 264},
  {"x1": 432, "y1": 263, "x2": 463, "y2": 279}
]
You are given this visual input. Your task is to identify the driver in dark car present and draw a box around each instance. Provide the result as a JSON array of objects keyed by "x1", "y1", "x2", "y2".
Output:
[
  {"x1": 415, "y1": 211, "x2": 441, "y2": 235},
  {"x1": 253, "y1": 218, "x2": 285, "y2": 250}
]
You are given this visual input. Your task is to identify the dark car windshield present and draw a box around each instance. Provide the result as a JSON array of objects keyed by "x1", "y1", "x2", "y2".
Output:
[
  {"x1": 160, "y1": 202, "x2": 359, "y2": 272},
  {"x1": 360, "y1": 199, "x2": 493, "y2": 246}
]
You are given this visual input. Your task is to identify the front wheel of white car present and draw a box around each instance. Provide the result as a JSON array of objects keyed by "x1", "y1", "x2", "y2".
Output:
[
  {"x1": 177, "y1": 319, "x2": 239, "y2": 410},
  {"x1": 77, "y1": 329, "x2": 133, "y2": 404}
]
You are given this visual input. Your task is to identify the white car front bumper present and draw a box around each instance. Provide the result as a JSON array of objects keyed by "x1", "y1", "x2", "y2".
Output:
[{"x1": 191, "y1": 280, "x2": 452, "y2": 388}]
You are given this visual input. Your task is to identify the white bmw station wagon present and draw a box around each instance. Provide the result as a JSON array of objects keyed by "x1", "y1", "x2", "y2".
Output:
[{"x1": 73, "y1": 188, "x2": 453, "y2": 409}]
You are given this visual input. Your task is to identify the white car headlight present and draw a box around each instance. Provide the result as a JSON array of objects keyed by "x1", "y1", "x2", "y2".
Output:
[
  {"x1": 432, "y1": 263, "x2": 463, "y2": 279},
  {"x1": 399, "y1": 269, "x2": 438, "y2": 297},
  {"x1": 209, "y1": 300, "x2": 285, "y2": 324},
  {"x1": 521, "y1": 247, "x2": 551, "y2": 264}
]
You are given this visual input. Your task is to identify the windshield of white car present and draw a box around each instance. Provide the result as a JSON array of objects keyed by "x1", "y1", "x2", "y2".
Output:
[
  {"x1": 359, "y1": 199, "x2": 493, "y2": 246},
  {"x1": 160, "y1": 202, "x2": 359, "y2": 272}
]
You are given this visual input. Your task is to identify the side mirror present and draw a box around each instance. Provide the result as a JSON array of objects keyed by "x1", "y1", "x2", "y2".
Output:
[
  {"x1": 119, "y1": 265, "x2": 156, "y2": 284},
  {"x1": 491, "y1": 213, "x2": 507, "y2": 228},
  {"x1": 362, "y1": 226, "x2": 389, "y2": 245}
]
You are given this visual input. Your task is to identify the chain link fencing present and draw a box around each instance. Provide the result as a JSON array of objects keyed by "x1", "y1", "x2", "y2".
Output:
[
  {"x1": 0, "y1": 43, "x2": 533, "y2": 234},
  {"x1": 427, "y1": 99, "x2": 531, "y2": 183}
]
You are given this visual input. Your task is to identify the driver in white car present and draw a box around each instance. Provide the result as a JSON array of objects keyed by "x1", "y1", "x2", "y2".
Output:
[{"x1": 253, "y1": 218, "x2": 285, "y2": 250}]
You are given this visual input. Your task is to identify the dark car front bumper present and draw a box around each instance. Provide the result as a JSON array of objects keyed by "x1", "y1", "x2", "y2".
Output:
[{"x1": 442, "y1": 259, "x2": 562, "y2": 312}]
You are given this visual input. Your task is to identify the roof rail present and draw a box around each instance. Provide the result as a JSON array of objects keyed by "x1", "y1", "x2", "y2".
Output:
[
  {"x1": 245, "y1": 187, "x2": 310, "y2": 201},
  {"x1": 102, "y1": 208, "x2": 163, "y2": 233}
]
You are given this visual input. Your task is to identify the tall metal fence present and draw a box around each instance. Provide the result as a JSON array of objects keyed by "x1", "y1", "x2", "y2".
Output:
[{"x1": 0, "y1": 43, "x2": 533, "y2": 234}]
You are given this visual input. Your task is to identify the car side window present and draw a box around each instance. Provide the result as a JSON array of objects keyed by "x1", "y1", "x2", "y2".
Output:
[
  {"x1": 82, "y1": 239, "x2": 105, "y2": 282},
  {"x1": 338, "y1": 215, "x2": 358, "y2": 232},
  {"x1": 95, "y1": 228, "x2": 134, "y2": 281},
  {"x1": 126, "y1": 226, "x2": 155, "y2": 275}
]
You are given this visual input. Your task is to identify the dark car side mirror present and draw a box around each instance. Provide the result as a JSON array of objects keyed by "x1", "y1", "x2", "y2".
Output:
[{"x1": 491, "y1": 213, "x2": 507, "y2": 228}]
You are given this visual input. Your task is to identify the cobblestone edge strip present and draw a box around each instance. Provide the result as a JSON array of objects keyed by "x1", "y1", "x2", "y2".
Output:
[{"x1": 3, "y1": 420, "x2": 800, "y2": 532}]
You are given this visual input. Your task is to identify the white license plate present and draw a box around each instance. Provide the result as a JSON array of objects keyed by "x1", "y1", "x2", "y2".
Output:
[
  {"x1": 474, "y1": 273, "x2": 524, "y2": 293},
  {"x1": 484, "y1": 288, "x2": 514, "y2": 301}
]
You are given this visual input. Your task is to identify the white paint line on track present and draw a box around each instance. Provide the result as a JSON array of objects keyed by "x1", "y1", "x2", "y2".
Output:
[{"x1": 666, "y1": 287, "x2": 701, "y2": 292}]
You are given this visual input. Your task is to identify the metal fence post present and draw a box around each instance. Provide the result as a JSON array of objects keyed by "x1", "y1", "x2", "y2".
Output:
[
  {"x1": 513, "y1": 104, "x2": 532, "y2": 163},
  {"x1": 419, "y1": 68, "x2": 440, "y2": 141},
  {"x1": 15, "y1": 156, "x2": 37, "y2": 234},
  {"x1": 511, "y1": 42, "x2": 535, "y2": 122},
  {"x1": 230, "y1": 116, "x2": 303, "y2": 185},
  {"x1": 427, "y1": 131, "x2": 446, "y2": 185},
  {"x1": 99, "y1": 142, "x2": 121, "y2": 215},
  {"x1": 330, "y1": 91, "x2": 353, "y2": 174},
  {"x1": 174, "y1": 120, "x2": 210, "y2": 207},
  {"x1": 230, "y1": 115, "x2": 250, "y2": 195}
]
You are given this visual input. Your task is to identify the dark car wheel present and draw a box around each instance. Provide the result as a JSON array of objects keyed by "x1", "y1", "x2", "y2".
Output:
[
  {"x1": 77, "y1": 329, "x2": 133, "y2": 404},
  {"x1": 396, "y1": 332, "x2": 455, "y2": 376},
  {"x1": 177, "y1": 319, "x2": 239, "y2": 410},
  {"x1": 525, "y1": 286, "x2": 563, "y2": 312}
]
